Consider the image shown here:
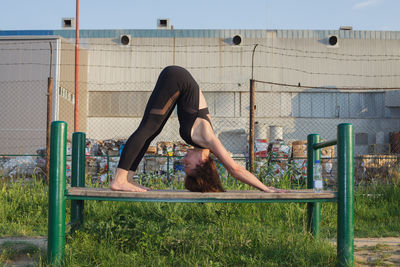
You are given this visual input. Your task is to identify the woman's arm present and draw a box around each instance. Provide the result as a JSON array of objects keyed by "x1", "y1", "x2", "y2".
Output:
[
  {"x1": 192, "y1": 120, "x2": 286, "y2": 192},
  {"x1": 208, "y1": 134, "x2": 284, "y2": 192}
]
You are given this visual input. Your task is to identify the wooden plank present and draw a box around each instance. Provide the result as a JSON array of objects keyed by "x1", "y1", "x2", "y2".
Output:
[{"x1": 66, "y1": 187, "x2": 337, "y2": 200}]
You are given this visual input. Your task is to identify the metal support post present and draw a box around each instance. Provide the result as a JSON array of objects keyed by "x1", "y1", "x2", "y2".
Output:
[
  {"x1": 71, "y1": 132, "x2": 86, "y2": 230},
  {"x1": 337, "y1": 123, "x2": 354, "y2": 267},
  {"x1": 106, "y1": 155, "x2": 110, "y2": 182},
  {"x1": 307, "y1": 134, "x2": 321, "y2": 237},
  {"x1": 167, "y1": 154, "x2": 170, "y2": 180},
  {"x1": 47, "y1": 121, "x2": 67, "y2": 265},
  {"x1": 249, "y1": 79, "x2": 255, "y2": 172}
]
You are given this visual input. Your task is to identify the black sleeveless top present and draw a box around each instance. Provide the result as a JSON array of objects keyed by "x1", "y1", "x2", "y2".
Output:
[
  {"x1": 178, "y1": 107, "x2": 212, "y2": 148},
  {"x1": 176, "y1": 78, "x2": 212, "y2": 148}
]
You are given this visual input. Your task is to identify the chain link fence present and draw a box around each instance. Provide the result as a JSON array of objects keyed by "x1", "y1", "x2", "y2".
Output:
[{"x1": 0, "y1": 36, "x2": 399, "y2": 184}]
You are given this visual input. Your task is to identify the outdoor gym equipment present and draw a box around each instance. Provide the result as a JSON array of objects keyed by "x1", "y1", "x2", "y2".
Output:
[{"x1": 48, "y1": 121, "x2": 353, "y2": 266}]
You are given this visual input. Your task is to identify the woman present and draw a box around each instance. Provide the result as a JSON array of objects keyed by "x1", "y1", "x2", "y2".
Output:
[{"x1": 111, "y1": 66, "x2": 285, "y2": 193}]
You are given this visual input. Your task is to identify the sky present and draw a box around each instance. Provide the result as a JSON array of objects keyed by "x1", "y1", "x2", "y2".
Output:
[{"x1": 0, "y1": 0, "x2": 399, "y2": 31}]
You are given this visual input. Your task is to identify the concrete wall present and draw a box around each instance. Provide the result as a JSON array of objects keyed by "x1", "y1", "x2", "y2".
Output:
[
  {"x1": 1, "y1": 29, "x2": 399, "y2": 155},
  {"x1": 78, "y1": 30, "x2": 400, "y2": 156},
  {"x1": 0, "y1": 37, "x2": 59, "y2": 154},
  {"x1": 58, "y1": 39, "x2": 88, "y2": 140}
]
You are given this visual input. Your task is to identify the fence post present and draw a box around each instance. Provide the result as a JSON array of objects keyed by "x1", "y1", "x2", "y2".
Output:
[
  {"x1": 45, "y1": 43, "x2": 54, "y2": 184},
  {"x1": 307, "y1": 134, "x2": 321, "y2": 237},
  {"x1": 106, "y1": 155, "x2": 110, "y2": 182},
  {"x1": 167, "y1": 154, "x2": 170, "y2": 180},
  {"x1": 71, "y1": 132, "x2": 86, "y2": 230},
  {"x1": 337, "y1": 123, "x2": 354, "y2": 267},
  {"x1": 47, "y1": 121, "x2": 67, "y2": 265},
  {"x1": 249, "y1": 79, "x2": 255, "y2": 172}
]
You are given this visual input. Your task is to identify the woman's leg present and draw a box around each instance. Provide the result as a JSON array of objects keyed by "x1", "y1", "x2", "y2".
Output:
[{"x1": 111, "y1": 66, "x2": 183, "y2": 191}]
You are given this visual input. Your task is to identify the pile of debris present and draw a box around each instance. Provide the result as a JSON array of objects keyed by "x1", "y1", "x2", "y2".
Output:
[
  {"x1": 1, "y1": 137, "x2": 398, "y2": 187},
  {"x1": 0, "y1": 155, "x2": 45, "y2": 179},
  {"x1": 83, "y1": 139, "x2": 192, "y2": 183},
  {"x1": 355, "y1": 154, "x2": 400, "y2": 184},
  {"x1": 254, "y1": 139, "x2": 336, "y2": 184}
]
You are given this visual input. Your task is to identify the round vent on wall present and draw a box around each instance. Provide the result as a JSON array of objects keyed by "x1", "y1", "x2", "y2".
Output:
[
  {"x1": 120, "y1": 35, "x2": 131, "y2": 46},
  {"x1": 328, "y1": 35, "x2": 338, "y2": 46},
  {"x1": 232, "y1": 35, "x2": 242, "y2": 45}
]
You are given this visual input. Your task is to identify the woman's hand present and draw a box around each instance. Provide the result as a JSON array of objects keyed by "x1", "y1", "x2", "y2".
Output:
[{"x1": 262, "y1": 187, "x2": 291, "y2": 193}]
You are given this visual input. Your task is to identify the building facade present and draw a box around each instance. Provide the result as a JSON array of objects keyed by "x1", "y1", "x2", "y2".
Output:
[{"x1": 0, "y1": 29, "x2": 399, "y2": 155}]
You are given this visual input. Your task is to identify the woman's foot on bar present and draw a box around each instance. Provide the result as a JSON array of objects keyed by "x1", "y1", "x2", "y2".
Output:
[{"x1": 111, "y1": 168, "x2": 149, "y2": 192}]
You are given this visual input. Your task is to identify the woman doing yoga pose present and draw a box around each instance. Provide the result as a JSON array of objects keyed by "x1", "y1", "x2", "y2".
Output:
[{"x1": 111, "y1": 66, "x2": 285, "y2": 193}]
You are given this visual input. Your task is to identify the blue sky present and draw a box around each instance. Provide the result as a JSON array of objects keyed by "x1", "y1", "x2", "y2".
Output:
[{"x1": 0, "y1": 0, "x2": 399, "y2": 31}]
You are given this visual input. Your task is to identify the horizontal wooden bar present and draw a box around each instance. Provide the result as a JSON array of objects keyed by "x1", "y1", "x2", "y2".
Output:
[
  {"x1": 313, "y1": 139, "x2": 337, "y2": 150},
  {"x1": 65, "y1": 188, "x2": 337, "y2": 203}
]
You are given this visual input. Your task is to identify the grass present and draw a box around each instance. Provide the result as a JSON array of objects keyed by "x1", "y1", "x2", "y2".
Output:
[
  {"x1": 1, "y1": 169, "x2": 399, "y2": 266},
  {"x1": 59, "y1": 199, "x2": 335, "y2": 266},
  {"x1": 0, "y1": 178, "x2": 48, "y2": 236},
  {"x1": 354, "y1": 183, "x2": 400, "y2": 237}
]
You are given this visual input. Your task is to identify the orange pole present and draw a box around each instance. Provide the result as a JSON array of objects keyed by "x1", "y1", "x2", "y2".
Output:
[{"x1": 74, "y1": 0, "x2": 79, "y2": 132}]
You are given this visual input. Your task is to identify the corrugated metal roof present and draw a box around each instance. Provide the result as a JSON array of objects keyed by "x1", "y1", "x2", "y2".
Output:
[
  {"x1": 1, "y1": 29, "x2": 400, "y2": 39},
  {"x1": 276, "y1": 29, "x2": 400, "y2": 39},
  {"x1": 0, "y1": 30, "x2": 54, "y2": 36}
]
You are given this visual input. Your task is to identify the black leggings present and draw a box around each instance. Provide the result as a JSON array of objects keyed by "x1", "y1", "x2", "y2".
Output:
[{"x1": 118, "y1": 66, "x2": 198, "y2": 171}]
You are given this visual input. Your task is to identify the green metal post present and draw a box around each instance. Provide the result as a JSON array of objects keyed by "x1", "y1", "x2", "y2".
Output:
[
  {"x1": 107, "y1": 155, "x2": 110, "y2": 182},
  {"x1": 47, "y1": 121, "x2": 67, "y2": 265},
  {"x1": 307, "y1": 134, "x2": 321, "y2": 237},
  {"x1": 337, "y1": 123, "x2": 354, "y2": 267},
  {"x1": 71, "y1": 132, "x2": 86, "y2": 230},
  {"x1": 167, "y1": 154, "x2": 170, "y2": 180}
]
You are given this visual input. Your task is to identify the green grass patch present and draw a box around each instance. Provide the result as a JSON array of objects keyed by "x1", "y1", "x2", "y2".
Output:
[
  {"x1": 354, "y1": 183, "x2": 400, "y2": 237},
  {"x1": 1, "y1": 173, "x2": 399, "y2": 266},
  {"x1": 62, "y1": 201, "x2": 336, "y2": 266},
  {"x1": 0, "y1": 178, "x2": 48, "y2": 236}
]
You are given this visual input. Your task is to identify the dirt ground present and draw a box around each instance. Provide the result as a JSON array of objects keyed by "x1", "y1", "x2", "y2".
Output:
[
  {"x1": 329, "y1": 237, "x2": 400, "y2": 266},
  {"x1": 353, "y1": 237, "x2": 400, "y2": 266},
  {"x1": 1, "y1": 237, "x2": 399, "y2": 266},
  {"x1": 0, "y1": 237, "x2": 46, "y2": 267}
]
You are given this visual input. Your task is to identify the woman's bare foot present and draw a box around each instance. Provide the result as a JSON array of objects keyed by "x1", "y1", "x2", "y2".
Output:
[
  {"x1": 111, "y1": 180, "x2": 148, "y2": 192},
  {"x1": 111, "y1": 168, "x2": 148, "y2": 192},
  {"x1": 127, "y1": 171, "x2": 151, "y2": 191}
]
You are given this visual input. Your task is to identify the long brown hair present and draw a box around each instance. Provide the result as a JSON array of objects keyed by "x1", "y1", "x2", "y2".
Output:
[{"x1": 184, "y1": 156, "x2": 225, "y2": 192}]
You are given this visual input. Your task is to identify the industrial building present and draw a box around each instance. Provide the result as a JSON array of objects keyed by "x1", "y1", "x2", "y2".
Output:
[{"x1": 1, "y1": 22, "x2": 399, "y2": 155}]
